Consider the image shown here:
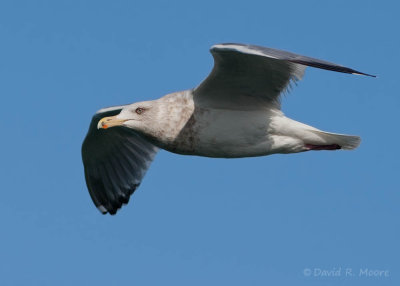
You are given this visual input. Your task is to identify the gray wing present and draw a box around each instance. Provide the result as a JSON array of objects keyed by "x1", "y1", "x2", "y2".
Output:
[
  {"x1": 81, "y1": 105, "x2": 158, "y2": 215},
  {"x1": 194, "y1": 43, "x2": 375, "y2": 109}
]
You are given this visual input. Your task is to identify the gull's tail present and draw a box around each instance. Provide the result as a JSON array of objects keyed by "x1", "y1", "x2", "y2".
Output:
[
  {"x1": 305, "y1": 130, "x2": 361, "y2": 150},
  {"x1": 272, "y1": 115, "x2": 361, "y2": 152}
]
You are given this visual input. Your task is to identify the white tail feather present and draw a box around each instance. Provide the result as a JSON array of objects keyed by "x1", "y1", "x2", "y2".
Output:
[
  {"x1": 271, "y1": 115, "x2": 361, "y2": 152},
  {"x1": 308, "y1": 130, "x2": 361, "y2": 150}
]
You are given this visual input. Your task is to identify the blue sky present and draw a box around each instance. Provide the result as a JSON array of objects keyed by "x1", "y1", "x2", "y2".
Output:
[{"x1": 0, "y1": 0, "x2": 398, "y2": 285}]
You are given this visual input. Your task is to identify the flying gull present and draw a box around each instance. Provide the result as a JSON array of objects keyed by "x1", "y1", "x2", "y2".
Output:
[{"x1": 82, "y1": 43, "x2": 374, "y2": 215}]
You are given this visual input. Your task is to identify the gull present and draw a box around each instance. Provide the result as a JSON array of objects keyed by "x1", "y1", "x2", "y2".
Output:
[{"x1": 82, "y1": 43, "x2": 374, "y2": 215}]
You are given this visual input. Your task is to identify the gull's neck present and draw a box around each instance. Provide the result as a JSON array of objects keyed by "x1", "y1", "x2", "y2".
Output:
[{"x1": 148, "y1": 90, "x2": 195, "y2": 148}]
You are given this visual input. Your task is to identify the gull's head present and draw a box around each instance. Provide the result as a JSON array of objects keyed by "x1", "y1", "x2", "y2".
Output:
[{"x1": 97, "y1": 100, "x2": 158, "y2": 132}]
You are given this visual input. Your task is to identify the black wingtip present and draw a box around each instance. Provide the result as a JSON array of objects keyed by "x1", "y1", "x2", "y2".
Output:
[
  {"x1": 93, "y1": 184, "x2": 139, "y2": 216},
  {"x1": 109, "y1": 209, "x2": 117, "y2": 215},
  {"x1": 352, "y1": 71, "x2": 377, "y2": 78}
]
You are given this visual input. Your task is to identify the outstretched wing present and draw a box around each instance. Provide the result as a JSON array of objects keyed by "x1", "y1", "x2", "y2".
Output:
[
  {"x1": 194, "y1": 43, "x2": 374, "y2": 109},
  {"x1": 82, "y1": 105, "x2": 158, "y2": 215}
]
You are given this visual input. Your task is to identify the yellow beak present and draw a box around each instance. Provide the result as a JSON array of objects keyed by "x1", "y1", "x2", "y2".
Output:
[{"x1": 97, "y1": 116, "x2": 127, "y2": 129}]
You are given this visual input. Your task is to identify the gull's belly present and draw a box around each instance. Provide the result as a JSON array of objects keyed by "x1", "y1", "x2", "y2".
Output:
[{"x1": 185, "y1": 108, "x2": 277, "y2": 158}]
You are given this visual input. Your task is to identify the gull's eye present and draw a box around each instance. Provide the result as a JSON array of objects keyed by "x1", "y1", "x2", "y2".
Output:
[{"x1": 135, "y1": 107, "x2": 145, "y2": 114}]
